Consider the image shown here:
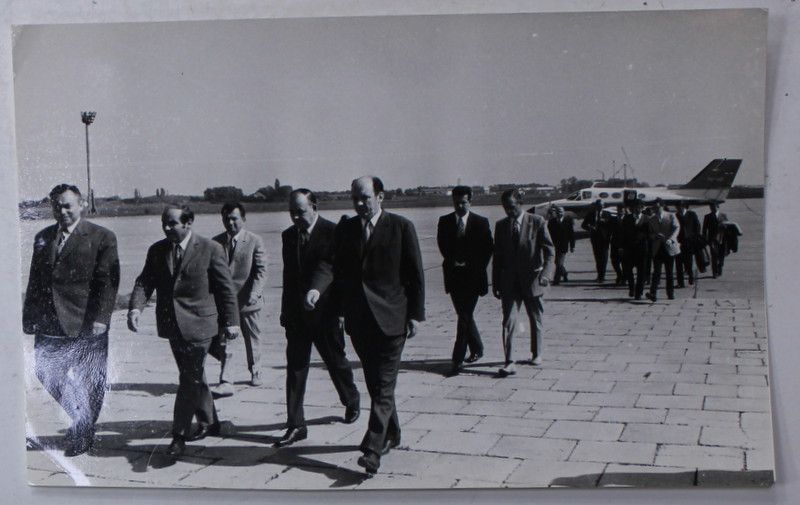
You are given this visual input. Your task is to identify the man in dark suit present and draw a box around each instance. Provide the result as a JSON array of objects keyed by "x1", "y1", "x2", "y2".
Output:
[
  {"x1": 703, "y1": 201, "x2": 728, "y2": 278},
  {"x1": 128, "y1": 205, "x2": 240, "y2": 458},
  {"x1": 675, "y1": 201, "x2": 702, "y2": 287},
  {"x1": 546, "y1": 206, "x2": 575, "y2": 285},
  {"x1": 23, "y1": 184, "x2": 120, "y2": 457},
  {"x1": 211, "y1": 202, "x2": 267, "y2": 395},
  {"x1": 493, "y1": 189, "x2": 555, "y2": 376},
  {"x1": 275, "y1": 189, "x2": 360, "y2": 448},
  {"x1": 581, "y1": 199, "x2": 613, "y2": 283},
  {"x1": 321, "y1": 176, "x2": 424, "y2": 474},
  {"x1": 436, "y1": 185, "x2": 493, "y2": 376},
  {"x1": 620, "y1": 201, "x2": 649, "y2": 300},
  {"x1": 645, "y1": 199, "x2": 681, "y2": 303}
]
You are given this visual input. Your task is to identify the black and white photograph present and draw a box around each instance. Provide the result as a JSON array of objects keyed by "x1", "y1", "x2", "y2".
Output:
[{"x1": 10, "y1": 4, "x2": 779, "y2": 495}]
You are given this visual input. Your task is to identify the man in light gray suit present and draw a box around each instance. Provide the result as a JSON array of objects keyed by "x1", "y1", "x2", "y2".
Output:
[
  {"x1": 211, "y1": 202, "x2": 267, "y2": 395},
  {"x1": 492, "y1": 189, "x2": 555, "y2": 377}
]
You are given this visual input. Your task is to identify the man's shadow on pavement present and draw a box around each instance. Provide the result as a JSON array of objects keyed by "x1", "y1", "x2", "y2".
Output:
[
  {"x1": 28, "y1": 416, "x2": 371, "y2": 487},
  {"x1": 399, "y1": 358, "x2": 505, "y2": 377}
]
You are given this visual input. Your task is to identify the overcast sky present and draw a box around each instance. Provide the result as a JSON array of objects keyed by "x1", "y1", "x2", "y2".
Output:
[{"x1": 12, "y1": 9, "x2": 765, "y2": 201}]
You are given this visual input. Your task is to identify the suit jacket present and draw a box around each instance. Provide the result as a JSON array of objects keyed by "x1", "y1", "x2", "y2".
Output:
[
  {"x1": 129, "y1": 233, "x2": 240, "y2": 343},
  {"x1": 648, "y1": 211, "x2": 680, "y2": 256},
  {"x1": 23, "y1": 219, "x2": 120, "y2": 338},
  {"x1": 676, "y1": 210, "x2": 702, "y2": 250},
  {"x1": 493, "y1": 212, "x2": 555, "y2": 298},
  {"x1": 547, "y1": 215, "x2": 575, "y2": 255},
  {"x1": 436, "y1": 212, "x2": 493, "y2": 296},
  {"x1": 581, "y1": 209, "x2": 613, "y2": 242},
  {"x1": 326, "y1": 211, "x2": 425, "y2": 337},
  {"x1": 620, "y1": 213, "x2": 650, "y2": 258},
  {"x1": 281, "y1": 217, "x2": 337, "y2": 329},
  {"x1": 212, "y1": 229, "x2": 267, "y2": 313},
  {"x1": 703, "y1": 211, "x2": 728, "y2": 245}
]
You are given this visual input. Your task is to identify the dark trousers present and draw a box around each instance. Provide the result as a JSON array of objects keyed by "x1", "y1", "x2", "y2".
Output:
[
  {"x1": 285, "y1": 320, "x2": 359, "y2": 428},
  {"x1": 449, "y1": 288, "x2": 484, "y2": 365},
  {"x1": 169, "y1": 337, "x2": 218, "y2": 438},
  {"x1": 650, "y1": 248, "x2": 675, "y2": 299},
  {"x1": 675, "y1": 248, "x2": 694, "y2": 286},
  {"x1": 610, "y1": 245, "x2": 624, "y2": 281},
  {"x1": 34, "y1": 333, "x2": 108, "y2": 437},
  {"x1": 623, "y1": 250, "x2": 646, "y2": 298},
  {"x1": 709, "y1": 242, "x2": 725, "y2": 276},
  {"x1": 349, "y1": 321, "x2": 406, "y2": 457},
  {"x1": 552, "y1": 252, "x2": 568, "y2": 284},
  {"x1": 590, "y1": 235, "x2": 609, "y2": 281}
]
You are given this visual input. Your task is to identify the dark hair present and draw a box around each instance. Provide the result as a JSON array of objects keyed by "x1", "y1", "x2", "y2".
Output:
[
  {"x1": 163, "y1": 204, "x2": 194, "y2": 224},
  {"x1": 351, "y1": 176, "x2": 385, "y2": 195},
  {"x1": 654, "y1": 198, "x2": 664, "y2": 206},
  {"x1": 220, "y1": 201, "x2": 246, "y2": 219},
  {"x1": 290, "y1": 188, "x2": 318, "y2": 208},
  {"x1": 452, "y1": 185, "x2": 472, "y2": 201},
  {"x1": 49, "y1": 184, "x2": 82, "y2": 201},
  {"x1": 501, "y1": 188, "x2": 523, "y2": 204}
]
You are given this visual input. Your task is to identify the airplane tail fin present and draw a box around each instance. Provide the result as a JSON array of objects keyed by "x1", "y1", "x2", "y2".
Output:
[{"x1": 677, "y1": 159, "x2": 741, "y2": 202}]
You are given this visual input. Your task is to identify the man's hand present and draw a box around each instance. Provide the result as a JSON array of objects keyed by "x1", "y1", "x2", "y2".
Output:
[
  {"x1": 303, "y1": 289, "x2": 321, "y2": 311},
  {"x1": 247, "y1": 293, "x2": 261, "y2": 307},
  {"x1": 539, "y1": 276, "x2": 550, "y2": 287},
  {"x1": 91, "y1": 322, "x2": 108, "y2": 336},
  {"x1": 127, "y1": 310, "x2": 140, "y2": 332},
  {"x1": 223, "y1": 326, "x2": 241, "y2": 341},
  {"x1": 493, "y1": 288, "x2": 502, "y2": 299},
  {"x1": 406, "y1": 319, "x2": 419, "y2": 339},
  {"x1": 22, "y1": 322, "x2": 36, "y2": 335}
]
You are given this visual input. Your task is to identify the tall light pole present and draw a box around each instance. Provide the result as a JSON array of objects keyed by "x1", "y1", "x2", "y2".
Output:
[{"x1": 81, "y1": 111, "x2": 97, "y2": 214}]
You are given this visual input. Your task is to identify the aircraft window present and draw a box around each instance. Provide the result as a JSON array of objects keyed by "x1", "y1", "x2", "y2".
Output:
[
  {"x1": 581, "y1": 191, "x2": 592, "y2": 199},
  {"x1": 566, "y1": 191, "x2": 580, "y2": 201},
  {"x1": 612, "y1": 192, "x2": 622, "y2": 198},
  {"x1": 599, "y1": 192, "x2": 609, "y2": 198},
  {"x1": 638, "y1": 194, "x2": 646, "y2": 199}
]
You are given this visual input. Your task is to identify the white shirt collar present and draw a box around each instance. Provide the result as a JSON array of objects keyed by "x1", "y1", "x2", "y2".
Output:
[
  {"x1": 304, "y1": 214, "x2": 319, "y2": 235},
  {"x1": 177, "y1": 231, "x2": 192, "y2": 250},
  {"x1": 61, "y1": 218, "x2": 80, "y2": 234},
  {"x1": 456, "y1": 211, "x2": 470, "y2": 224},
  {"x1": 363, "y1": 209, "x2": 382, "y2": 228}
]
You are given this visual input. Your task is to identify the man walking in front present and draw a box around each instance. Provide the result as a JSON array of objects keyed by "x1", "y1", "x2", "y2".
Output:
[
  {"x1": 322, "y1": 176, "x2": 424, "y2": 474},
  {"x1": 211, "y1": 202, "x2": 267, "y2": 396},
  {"x1": 437, "y1": 185, "x2": 493, "y2": 376},
  {"x1": 493, "y1": 189, "x2": 555, "y2": 376},
  {"x1": 645, "y1": 199, "x2": 681, "y2": 302},
  {"x1": 128, "y1": 205, "x2": 240, "y2": 458},
  {"x1": 275, "y1": 189, "x2": 360, "y2": 447},
  {"x1": 23, "y1": 184, "x2": 120, "y2": 457}
]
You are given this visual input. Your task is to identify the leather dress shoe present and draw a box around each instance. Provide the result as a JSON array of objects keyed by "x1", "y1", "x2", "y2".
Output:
[
  {"x1": 64, "y1": 435, "x2": 93, "y2": 457},
  {"x1": 498, "y1": 362, "x2": 517, "y2": 377},
  {"x1": 274, "y1": 426, "x2": 308, "y2": 448},
  {"x1": 186, "y1": 422, "x2": 221, "y2": 442},
  {"x1": 166, "y1": 437, "x2": 186, "y2": 458},
  {"x1": 357, "y1": 451, "x2": 380, "y2": 474},
  {"x1": 447, "y1": 363, "x2": 463, "y2": 377},
  {"x1": 250, "y1": 371, "x2": 263, "y2": 387},
  {"x1": 645, "y1": 292, "x2": 657, "y2": 303},
  {"x1": 464, "y1": 352, "x2": 483, "y2": 364},
  {"x1": 381, "y1": 436, "x2": 401, "y2": 456},
  {"x1": 212, "y1": 381, "x2": 235, "y2": 398},
  {"x1": 344, "y1": 405, "x2": 360, "y2": 424}
]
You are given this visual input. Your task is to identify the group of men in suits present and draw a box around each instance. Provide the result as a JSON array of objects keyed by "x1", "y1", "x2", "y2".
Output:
[{"x1": 437, "y1": 187, "x2": 555, "y2": 378}]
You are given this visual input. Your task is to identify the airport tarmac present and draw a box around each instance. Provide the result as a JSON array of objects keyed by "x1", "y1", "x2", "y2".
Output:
[{"x1": 22, "y1": 199, "x2": 773, "y2": 489}]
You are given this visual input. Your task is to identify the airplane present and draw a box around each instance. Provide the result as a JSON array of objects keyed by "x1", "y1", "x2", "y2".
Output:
[{"x1": 529, "y1": 158, "x2": 742, "y2": 218}]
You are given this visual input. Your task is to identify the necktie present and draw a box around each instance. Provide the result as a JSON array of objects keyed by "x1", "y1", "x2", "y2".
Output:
[
  {"x1": 173, "y1": 244, "x2": 183, "y2": 273},
  {"x1": 56, "y1": 228, "x2": 69, "y2": 255},
  {"x1": 512, "y1": 219, "x2": 520, "y2": 247},
  {"x1": 457, "y1": 217, "x2": 466, "y2": 238},
  {"x1": 298, "y1": 230, "x2": 310, "y2": 256},
  {"x1": 228, "y1": 237, "x2": 236, "y2": 264},
  {"x1": 363, "y1": 221, "x2": 374, "y2": 246}
]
